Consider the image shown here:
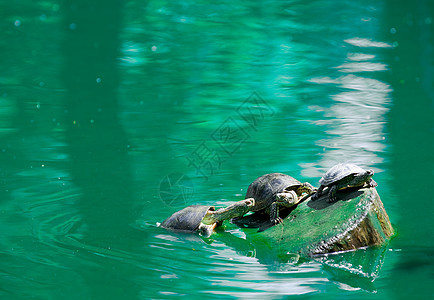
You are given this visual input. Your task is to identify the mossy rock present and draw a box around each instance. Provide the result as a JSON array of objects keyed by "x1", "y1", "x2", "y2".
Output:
[{"x1": 239, "y1": 187, "x2": 394, "y2": 257}]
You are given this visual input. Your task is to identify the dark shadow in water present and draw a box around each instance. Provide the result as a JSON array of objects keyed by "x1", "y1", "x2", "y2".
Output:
[
  {"x1": 385, "y1": 0, "x2": 434, "y2": 298},
  {"x1": 62, "y1": 1, "x2": 140, "y2": 298},
  {"x1": 63, "y1": 0, "x2": 134, "y2": 244}
]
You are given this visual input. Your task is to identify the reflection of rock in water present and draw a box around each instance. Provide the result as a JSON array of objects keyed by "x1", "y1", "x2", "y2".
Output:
[
  {"x1": 313, "y1": 245, "x2": 389, "y2": 293},
  {"x1": 302, "y1": 39, "x2": 393, "y2": 177},
  {"x1": 214, "y1": 219, "x2": 389, "y2": 293}
]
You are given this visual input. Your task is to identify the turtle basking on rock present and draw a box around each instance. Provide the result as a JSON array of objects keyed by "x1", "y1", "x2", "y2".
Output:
[
  {"x1": 311, "y1": 163, "x2": 377, "y2": 203},
  {"x1": 245, "y1": 173, "x2": 316, "y2": 226},
  {"x1": 160, "y1": 198, "x2": 254, "y2": 236}
]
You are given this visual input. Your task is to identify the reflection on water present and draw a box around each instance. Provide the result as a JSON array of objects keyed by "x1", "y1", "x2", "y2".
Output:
[
  {"x1": 302, "y1": 39, "x2": 393, "y2": 177},
  {"x1": 150, "y1": 229, "x2": 326, "y2": 297}
]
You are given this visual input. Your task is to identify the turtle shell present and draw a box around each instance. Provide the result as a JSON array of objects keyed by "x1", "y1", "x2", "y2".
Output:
[
  {"x1": 319, "y1": 163, "x2": 366, "y2": 186},
  {"x1": 245, "y1": 173, "x2": 302, "y2": 212},
  {"x1": 160, "y1": 205, "x2": 214, "y2": 232}
]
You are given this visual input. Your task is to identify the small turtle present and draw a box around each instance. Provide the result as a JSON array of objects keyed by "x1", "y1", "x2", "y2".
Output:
[
  {"x1": 245, "y1": 173, "x2": 316, "y2": 225},
  {"x1": 311, "y1": 163, "x2": 377, "y2": 203},
  {"x1": 160, "y1": 198, "x2": 254, "y2": 236}
]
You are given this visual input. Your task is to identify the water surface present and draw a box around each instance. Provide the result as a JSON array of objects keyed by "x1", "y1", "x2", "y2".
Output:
[{"x1": 0, "y1": 0, "x2": 433, "y2": 299}]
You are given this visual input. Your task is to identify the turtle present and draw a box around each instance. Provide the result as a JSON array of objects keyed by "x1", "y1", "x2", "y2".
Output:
[
  {"x1": 310, "y1": 163, "x2": 378, "y2": 203},
  {"x1": 245, "y1": 173, "x2": 316, "y2": 225},
  {"x1": 160, "y1": 198, "x2": 255, "y2": 236}
]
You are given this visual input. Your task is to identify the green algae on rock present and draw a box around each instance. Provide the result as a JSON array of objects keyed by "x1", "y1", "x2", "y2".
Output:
[{"x1": 241, "y1": 187, "x2": 394, "y2": 257}]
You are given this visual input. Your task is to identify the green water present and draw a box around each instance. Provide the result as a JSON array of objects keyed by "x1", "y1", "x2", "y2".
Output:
[{"x1": 1, "y1": 0, "x2": 433, "y2": 298}]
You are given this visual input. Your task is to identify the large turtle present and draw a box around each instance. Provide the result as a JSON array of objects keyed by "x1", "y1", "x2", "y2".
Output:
[
  {"x1": 311, "y1": 163, "x2": 377, "y2": 203},
  {"x1": 245, "y1": 173, "x2": 316, "y2": 225},
  {"x1": 160, "y1": 198, "x2": 254, "y2": 236}
]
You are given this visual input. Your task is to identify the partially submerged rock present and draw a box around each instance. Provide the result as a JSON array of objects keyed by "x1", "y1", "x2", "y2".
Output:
[{"x1": 238, "y1": 187, "x2": 393, "y2": 257}]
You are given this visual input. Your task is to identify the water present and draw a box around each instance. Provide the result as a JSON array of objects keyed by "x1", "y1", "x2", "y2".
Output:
[{"x1": 0, "y1": 0, "x2": 433, "y2": 298}]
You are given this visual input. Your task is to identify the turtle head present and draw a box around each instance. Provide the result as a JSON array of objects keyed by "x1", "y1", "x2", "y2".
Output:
[
  {"x1": 352, "y1": 169, "x2": 374, "y2": 186},
  {"x1": 276, "y1": 190, "x2": 299, "y2": 207},
  {"x1": 365, "y1": 169, "x2": 374, "y2": 177},
  {"x1": 243, "y1": 198, "x2": 255, "y2": 208},
  {"x1": 204, "y1": 198, "x2": 255, "y2": 224}
]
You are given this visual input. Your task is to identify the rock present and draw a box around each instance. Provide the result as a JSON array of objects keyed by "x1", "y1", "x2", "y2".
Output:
[{"x1": 237, "y1": 187, "x2": 394, "y2": 257}]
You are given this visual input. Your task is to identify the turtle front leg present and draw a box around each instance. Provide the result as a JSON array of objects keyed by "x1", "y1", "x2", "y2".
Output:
[
  {"x1": 269, "y1": 202, "x2": 283, "y2": 225},
  {"x1": 311, "y1": 185, "x2": 325, "y2": 200},
  {"x1": 368, "y1": 178, "x2": 378, "y2": 188},
  {"x1": 198, "y1": 223, "x2": 217, "y2": 237},
  {"x1": 327, "y1": 185, "x2": 338, "y2": 202}
]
